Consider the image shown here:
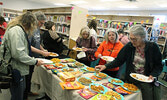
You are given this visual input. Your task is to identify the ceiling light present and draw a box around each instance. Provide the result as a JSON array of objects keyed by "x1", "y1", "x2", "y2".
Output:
[
  {"x1": 70, "y1": 1, "x2": 88, "y2": 4},
  {"x1": 118, "y1": 6, "x2": 138, "y2": 8},
  {"x1": 99, "y1": 0, "x2": 118, "y2": 1},
  {"x1": 54, "y1": 3, "x2": 68, "y2": 6},
  {"x1": 159, "y1": 5, "x2": 167, "y2": 7}
]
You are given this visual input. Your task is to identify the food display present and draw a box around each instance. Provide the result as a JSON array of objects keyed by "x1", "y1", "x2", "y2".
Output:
[
  {"x1": 130, "y1": 73, "x2": 153, "y2": 83},
  {"x1": 62, "y1": 68, "x2": 74, "y2": 72},
  {"x1": 74, "y1": 62, "x2": 84, "y2": 67},
  {"x1": 44, "y1": 64, "x2": 57, "y2": 70},
  {"x1": 77, "y1": 77, "x2": 94, "y2": 85},
  {"x1": 86, "y1": 67, "x2": 95, "y2": 72},
  {"x1": 108, "y1": 78, "x2": 124, "y2": 86},
  {"x1": 59, "y1": 81, "x2": 84, "y2": 90},
  {"x1": 91, "y1": 94, "x2": 111, "y2": 100},
  {"x1": 89, "y1": 83, "x2": 107, "y2": 94},
  {"x1": 57, "y1": 72, "x2": 75, "y2": 82},
  {"x1": 49, "y1": 52, "x2": 59, "y2": 57},
  {"x1": 114, "y1": 86, "x2": 132, "y2": 95},
  {"x1": 51, "y1": 58, "x2": 61, "y2": 63},
  {"x1": 70, "y1": 71, "x2": 83, "y2": 77},
  {"x1": 102, "y1": 82, "x2": 115, "y2": 89},
  {"x1": 64, "y1": 58, "x2": 76, "y2": 63},
  {"x1": 105, "y1": 90, "x2": 124, "y2": 100},
  {"x1": 78, "y1": 88, "x2": 97, "y2": 99},
  {"x1": 122, "y1": 83, "x2": 139, "y2": 92},
  {"x1": 95, "y1": 72, "x2": 108, "y2": 78},
  {"x1": 54, "y1": 63, "x2": 66, "y2": 68}
]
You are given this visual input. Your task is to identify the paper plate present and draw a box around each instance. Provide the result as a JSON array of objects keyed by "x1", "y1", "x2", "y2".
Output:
[
  {"x1": 77, "y1": 77, "x2": 94, "y2": 86},
  {"x1": 121, "y1": 83, "x2": 139, "y2": 93},
  {"x1": 101, "y1": 56, "x2": 115, "y2": 62},
  {"x1": 94, "y1": 72, "x2": 108, "y2": 79},
  {"x1": 105, "y1": 90, "x2": 124, "y2": 100},
  {"x1": 89, "y1": 83, "x2": 108, "y2": 94},
  {"x1": 37, "y1": 58, "x2": 53, "y2": 64},
  {"x1": 72, "y1": 47, "x2": 83, "y2": 51},
  {"x1": 108, "y1": 77, "x2": 124, "y2": 86},
  {"x1": 49, "y1": 52, "x2": 59, "y2": 57},
  {"x1": 130, "y1": 73, "x2": 153, "y2": 83}
]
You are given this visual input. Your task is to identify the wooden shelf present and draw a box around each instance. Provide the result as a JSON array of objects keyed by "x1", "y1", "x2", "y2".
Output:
[{"x1": 44, "y1": 12, "x2": 71, "y2": 15}]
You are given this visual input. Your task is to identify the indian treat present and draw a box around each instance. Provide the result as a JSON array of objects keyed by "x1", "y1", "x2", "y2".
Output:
[
  {"x1": 123, "y1": 83, "x2": 139, "y2": 92},
  {"x1": 78, "y1": 77, "x2": 93, "y2": 85},
  {"x1": 51, "y1": 58, "x2": 61, "y2": 63}
]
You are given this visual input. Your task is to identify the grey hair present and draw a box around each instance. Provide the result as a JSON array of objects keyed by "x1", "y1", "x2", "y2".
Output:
[
  {"x1": 129, "y1": 25, "x2": 148, "y2": 40},
  {"x1": 34, "y1": 11, "x2": 46, "y2": 21},
  {"x1": 79, "y1": 26, "x2": 91, "y2": 39},
  {"x1": 105, "y1": 28, "x2": 119, "y2": 43}
]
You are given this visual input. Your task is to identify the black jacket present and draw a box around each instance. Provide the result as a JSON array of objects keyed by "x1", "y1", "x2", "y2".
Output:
[
  {"x1": 105, "y1": 41, "x2": 163, "y2": 80},
  {"x1": 42, "y1": 30, "x2": 64, "y2": 54}
]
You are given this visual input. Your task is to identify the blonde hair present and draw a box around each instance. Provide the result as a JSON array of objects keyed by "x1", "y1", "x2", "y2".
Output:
[
  {"x1": 79, "y1": 26, "x2": 91, "y2": 39},
  {"x1": 7, "y1": 11, "x2": 37, "y2": 35},
  {"x1": 104, "y1": 28, "x2": 119, "y2": 43}
]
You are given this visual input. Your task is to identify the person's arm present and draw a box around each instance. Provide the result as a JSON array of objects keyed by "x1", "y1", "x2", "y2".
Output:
[
  {"x1": 31, "y1": 46, "x2": 50, "y2": 57},
  {"x1": 40, "y1": 45, "x2": 46, "y2": 51},
  {"x1": 150, "y1": 43, "x2": 163, "y2": 77}
]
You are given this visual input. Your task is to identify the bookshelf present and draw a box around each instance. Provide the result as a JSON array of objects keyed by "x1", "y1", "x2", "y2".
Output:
[
  {"x1": 0, "y1": 8, "x2": 22, "y2": 22},
  {"x1": 87, "y1": 15, "x2": 154, "y2": 43},
  {"x1": 24, "y1": 6, "x2": 88, "y2": 48}
]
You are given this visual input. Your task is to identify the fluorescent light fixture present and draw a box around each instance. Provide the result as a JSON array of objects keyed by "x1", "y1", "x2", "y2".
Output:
[
  {"x1": 89, "y1": 6, "x2": 110, "y2": 10},
  {"x1": 118, "y1": 6, "x2": 138, "y2": 8},
  {"x1": 70, "y1": 1, "x2": 88, "y2": 4},
  {"x1": 54, "y1": 3, "x2": 68, "y2": 6},
  {"x1": 99, "y1": 0, "x2": 118, "y2": 1},
  {"x1": 159, "y1": 5, "x2": 167, "y2": 7}
]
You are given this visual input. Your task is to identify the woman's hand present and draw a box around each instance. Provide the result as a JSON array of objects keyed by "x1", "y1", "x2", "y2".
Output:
[
  {"x1": 95, "y1": 65, "x2": 106, "y2": 72},
  {"x1": 98, "y1": 54, "x2": 102, "y2": 58},
  {"x1": 36, "y1": 60, "x2": 44, "y2": 66},
  {"x1": 82, "y1": 47, "x2": 88, "y2": 52},
  {"x1": 148, "y1": 75, "x2": 154, "y2": 81},
  {"x1": 42, "y1": 51, "x2": 50, "y2": 57}
]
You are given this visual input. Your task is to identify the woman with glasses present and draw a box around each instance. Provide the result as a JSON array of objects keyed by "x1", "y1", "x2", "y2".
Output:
[
  {"x1": 95, "y1": 25, "x2": 163, "y2": 100},
  {"x1": 95, "y1": 28, "x2": 124, "y2": 77}
]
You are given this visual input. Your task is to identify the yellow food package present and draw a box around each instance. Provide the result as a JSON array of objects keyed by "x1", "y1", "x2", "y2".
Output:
[
  {"x1": 57, "y1": 72, "x2": 75, "y2": 82},
  {"x1": 59, "y1": 81, "x2": 85, "y2": 90}
]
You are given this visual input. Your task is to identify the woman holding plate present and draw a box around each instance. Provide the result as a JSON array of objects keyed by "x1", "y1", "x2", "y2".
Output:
[
  {"x1": 95, "y1": 28, "x2": 124, "y2": 77},
  {"x1": 95, "y1": 25, "x2": 163, "y2": 100}
]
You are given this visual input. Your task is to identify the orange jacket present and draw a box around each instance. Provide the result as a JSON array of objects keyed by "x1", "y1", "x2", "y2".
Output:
[{"x1": 95, "y1": 41, "x2": 124, "y2": 71}]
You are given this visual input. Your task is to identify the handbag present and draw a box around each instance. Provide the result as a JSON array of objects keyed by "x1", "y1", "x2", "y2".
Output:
[{"x1": 0, "y1": 42, "x2": 13, "y2": 89}]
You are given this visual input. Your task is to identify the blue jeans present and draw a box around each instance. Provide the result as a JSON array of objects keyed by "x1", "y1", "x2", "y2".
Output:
[{"x1": 10, "y1": 76, "x2": 26, "y2": 100}]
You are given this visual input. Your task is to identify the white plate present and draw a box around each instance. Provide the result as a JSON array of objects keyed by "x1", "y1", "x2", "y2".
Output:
[
  {"x1": 72, "y1": 47, "x2": 83, "y2": 51},
  {"x1": 101, "y1": 56, "x2": 114, "y2": 62},
  {"x1": 49, "y1": 52, "x2": 59, "y2": 57},
  {"x1": 37, "y1": 58, "x2": 53, "y2": 64},
  {"x1": 130, "y1": 73, "x2": 153, "y2": 83}
]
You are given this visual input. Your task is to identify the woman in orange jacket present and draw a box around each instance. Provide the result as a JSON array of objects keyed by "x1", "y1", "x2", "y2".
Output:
[{"x1": 95, "y1": 28, "x2": 124, "y2": 77}]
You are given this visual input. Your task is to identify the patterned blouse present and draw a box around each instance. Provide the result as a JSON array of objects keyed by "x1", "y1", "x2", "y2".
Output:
[{"x1": 133, "y1": 47, "x2": 145, "y2": 74}]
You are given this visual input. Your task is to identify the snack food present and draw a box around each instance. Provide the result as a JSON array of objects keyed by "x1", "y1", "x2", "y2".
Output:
[
  {"x1": 90, "y1": 85, "x2": 104, "y2": 93},
  {"x1": 78, "y1": 77, "x2": 93, "y2": 85},
  {"x1": 57, "y1": 72, "x2": 75, "y2": 82},
  {"x1": 105, "y1": 90, "x2": 123, "y2": 100},
  {"x1": 86, "y1": 67, "x2": 95, "y2": 72},
  {"x1": 50, "y1": 52, "x2": 58, "y2": 57},
  {"x1": 122, "y1": 83, "x2": 139, "y2": 92},
  {"x1": 51, "y1": 58, "x2": 61, "y2": 63},
  {"x1": 55, "y1": 63, "x2": 66, "y2": 68},
  {"x1": 62, "y1": 68, "x2": 74, "y2": 72},
  {"x1": 108, "y1": 78, "x2": 124, "y2": 86},
  {"x1": 96, "y1": 73, "x2": 107, "y2": 78}
]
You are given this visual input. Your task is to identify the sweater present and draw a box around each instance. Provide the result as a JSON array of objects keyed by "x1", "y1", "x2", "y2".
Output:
[
  {"x1": 105, "y1": 42, "x2": 163, "y2": 80},
  {"x1": 95, "y1": 41, "x2": 124, "y2": 71}
]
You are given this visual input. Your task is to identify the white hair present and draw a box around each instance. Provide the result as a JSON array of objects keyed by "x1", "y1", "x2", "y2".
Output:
[{"x1": 104, "y1": 28, "x2": 119, "y2": 43}]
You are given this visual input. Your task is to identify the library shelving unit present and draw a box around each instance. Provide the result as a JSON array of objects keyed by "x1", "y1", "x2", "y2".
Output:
[
  {"x1": 24, "y1": 6, "x2": 88, "y2": 49},
  {"x1": 87, "y1": 15, "x2": 154, "y2": 43},
  {"x1": 0, "y1": 8, "x2": 22, "y2": 22}
]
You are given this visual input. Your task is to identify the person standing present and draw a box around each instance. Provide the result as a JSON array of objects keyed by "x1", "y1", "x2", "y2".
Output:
[
  {"x1": 0, "y1": 16, "x2": 7, "y2": 45},
  {"x1": 25, "y1": 11, "x2": 50, "y2": 98},
  {"x1": 0, "y1": 11, "x2": 44, "y2": 100},
  {"x1": 95, "y1": 28, "x2": 124, "y2": 77},
  {"x1": 95, "y1": 25, "x2": 163, "y2": 100},
  {"x1": 88, "y1": 19, "x2": 98, "y2": 44}
]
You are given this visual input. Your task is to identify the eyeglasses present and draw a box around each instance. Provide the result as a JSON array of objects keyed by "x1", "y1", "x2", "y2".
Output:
[{"x1": 129, "y1": 37, "x2": 138, "y2": 42}]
